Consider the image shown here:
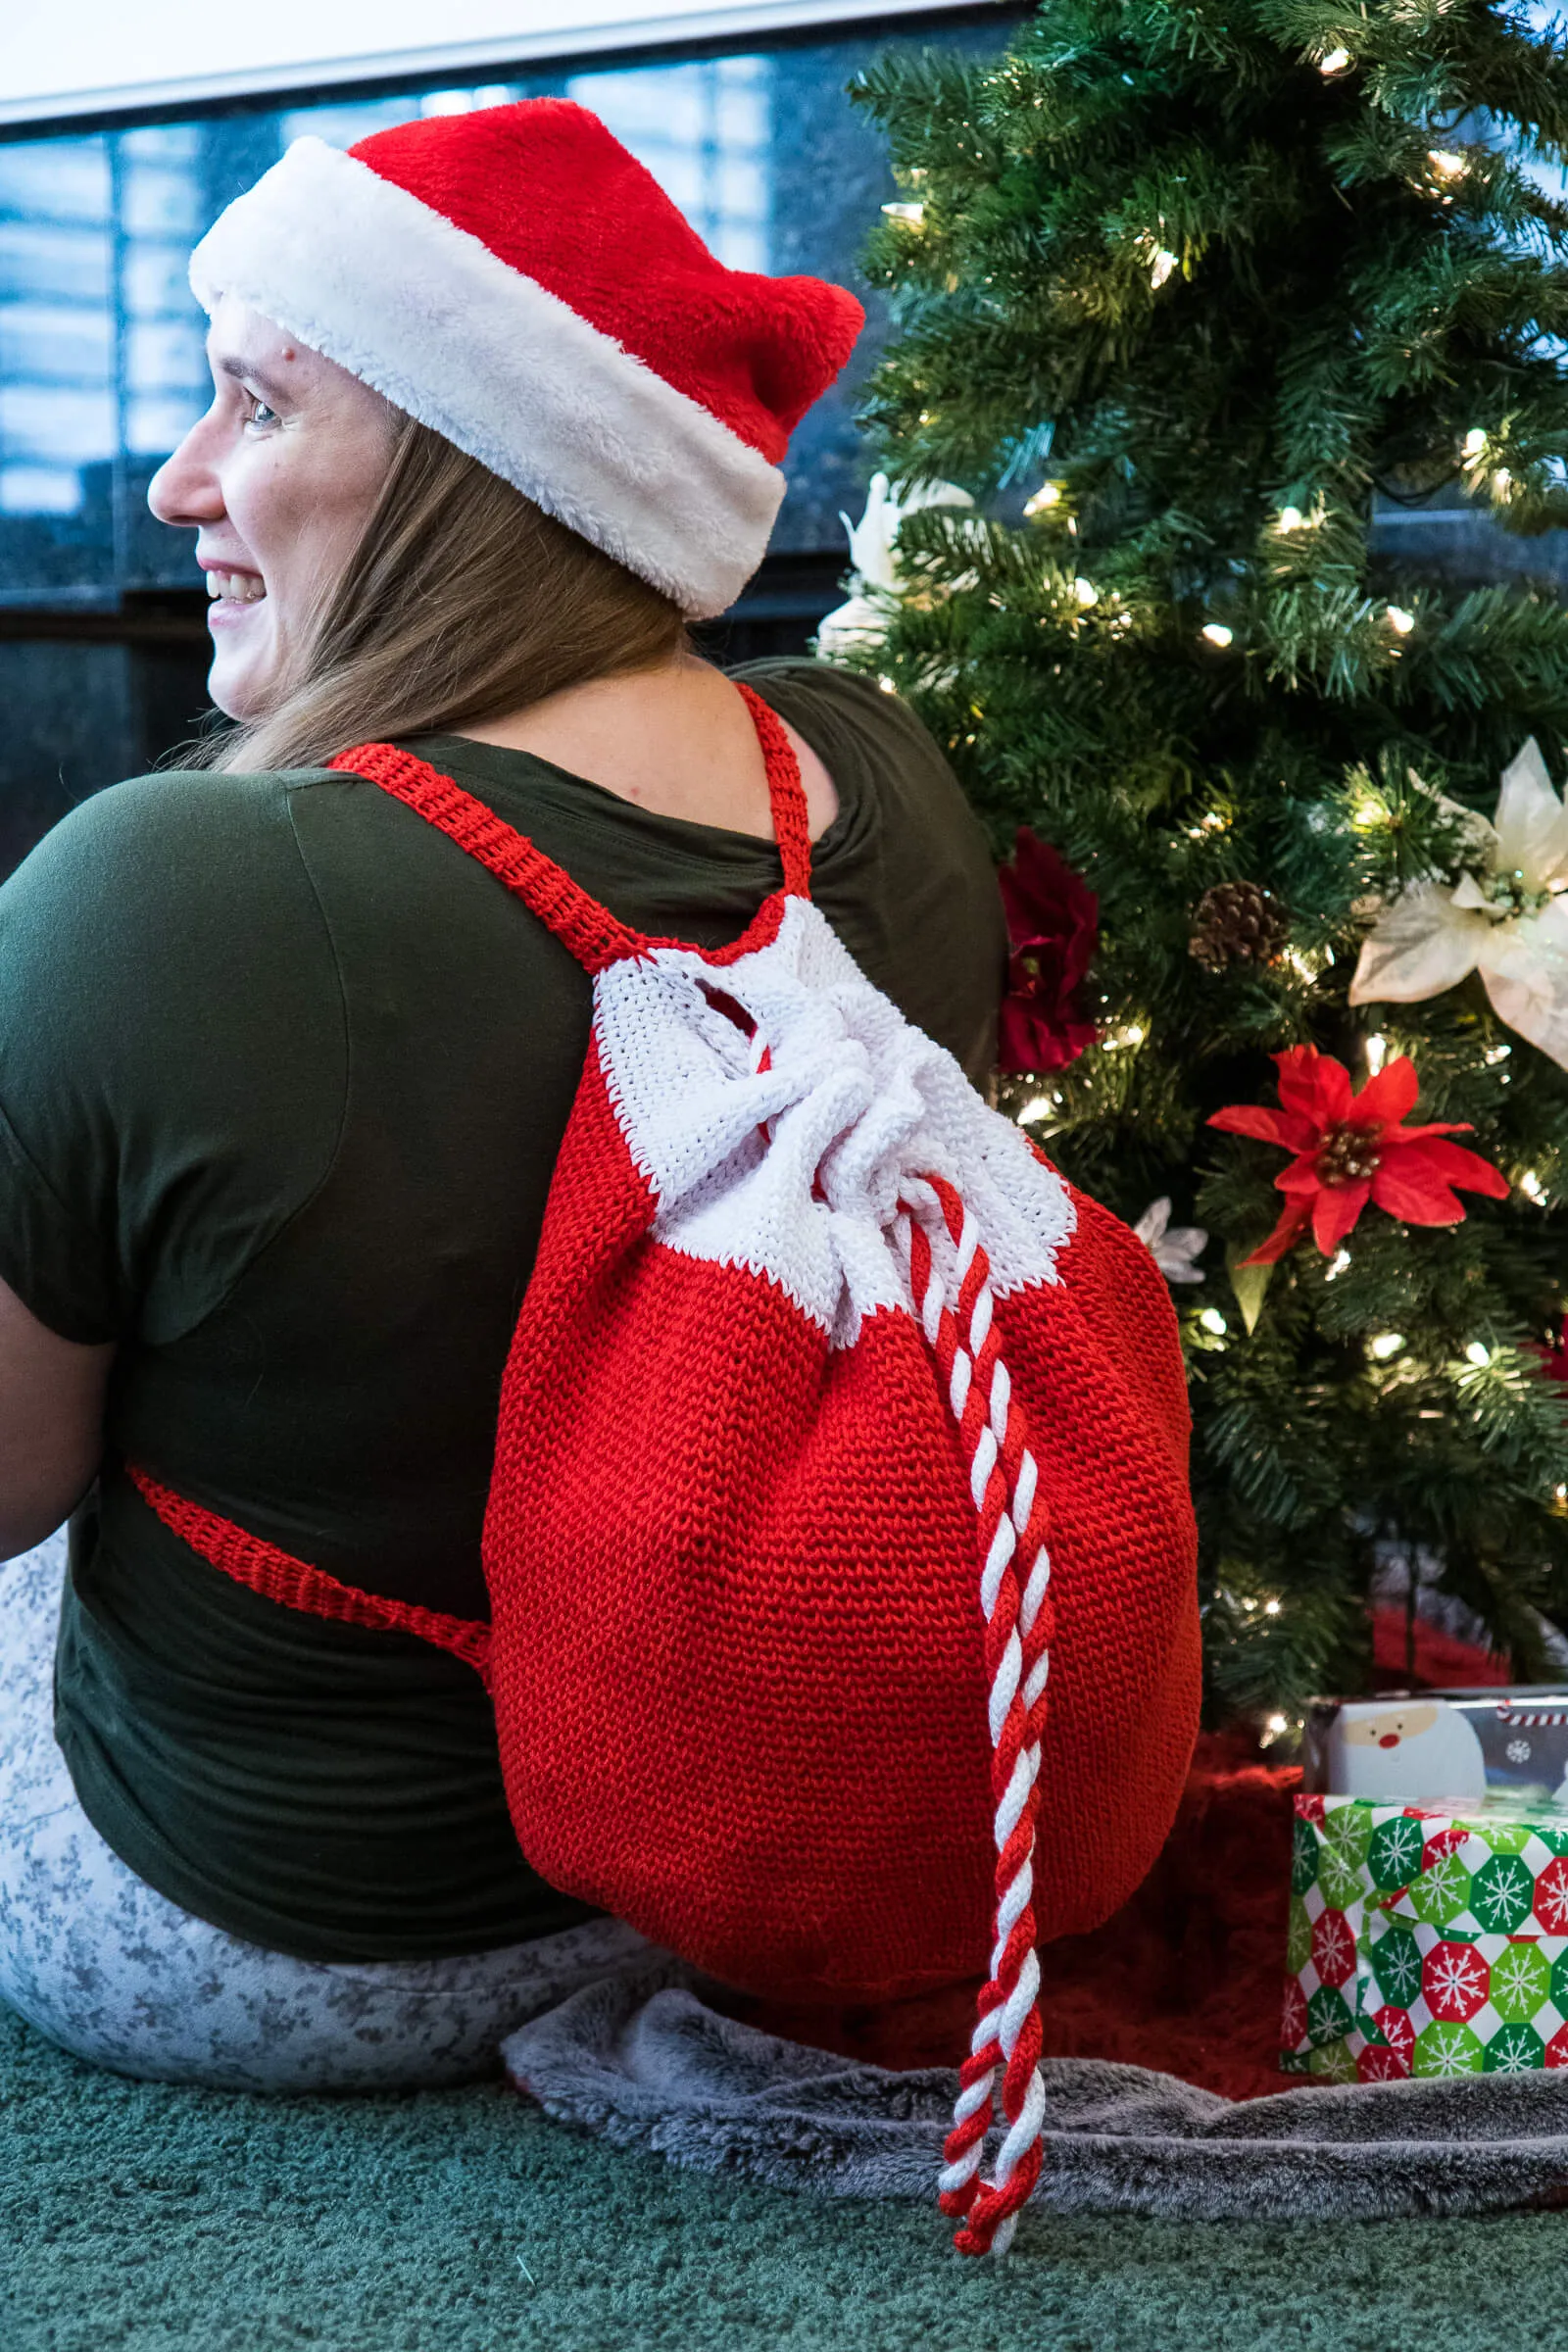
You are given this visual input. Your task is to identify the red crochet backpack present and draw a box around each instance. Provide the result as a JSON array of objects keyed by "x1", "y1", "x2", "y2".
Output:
[{"x1": 131, "y1": 683, "x2": 1200, "y2": 2254}]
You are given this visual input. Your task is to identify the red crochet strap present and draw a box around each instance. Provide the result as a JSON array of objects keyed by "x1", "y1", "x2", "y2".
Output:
[
  {"x1": 127, "y1": 1464, "x2": 493, "y2": 1686},
  {"x1": 329, "y1": 679, "x2": 811, "y2": 976}
]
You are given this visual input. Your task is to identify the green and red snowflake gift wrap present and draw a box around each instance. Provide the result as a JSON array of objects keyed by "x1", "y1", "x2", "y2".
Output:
[{"x1": 1282, "y1": 1793, "x2": 1568, "y2": 2082}]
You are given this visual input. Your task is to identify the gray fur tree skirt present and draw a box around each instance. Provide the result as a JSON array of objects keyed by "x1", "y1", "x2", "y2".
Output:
[{"x1": 502, "y1": 1959, "x2": 1568, "y2": 2221}]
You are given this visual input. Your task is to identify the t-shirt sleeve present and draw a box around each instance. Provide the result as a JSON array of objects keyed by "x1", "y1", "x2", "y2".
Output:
[{"x1": 0, "y1": 771, "x2": 348, "y2": 1346}]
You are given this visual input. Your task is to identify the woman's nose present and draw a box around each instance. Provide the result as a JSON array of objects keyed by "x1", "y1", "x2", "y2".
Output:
[{"x1": 147, "y1": 417, "x2": 226, "y2": 528}]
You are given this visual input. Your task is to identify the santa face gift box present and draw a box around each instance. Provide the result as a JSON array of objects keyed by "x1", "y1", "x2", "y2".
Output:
[{"x1": 1302, "y1": 1690, "x2": 1568, "y2": 1810}]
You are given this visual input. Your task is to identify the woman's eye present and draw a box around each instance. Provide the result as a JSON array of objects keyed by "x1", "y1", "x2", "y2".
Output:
[{"x1": 243, "y1": 395, "x2": 279, "y2": 430}]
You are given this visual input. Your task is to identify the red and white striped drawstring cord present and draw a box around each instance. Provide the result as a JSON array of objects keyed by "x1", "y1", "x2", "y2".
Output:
[
  {"x1": 746, "y1": 1031, "x2": 1053, "y2": 2254},
  {"x1": 899, "y1": 1172, "x2": 1054, "y2": 2259}
]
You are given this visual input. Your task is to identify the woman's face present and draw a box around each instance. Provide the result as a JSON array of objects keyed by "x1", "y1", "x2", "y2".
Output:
[{"x1": 148, "y1": 297, "x2": 400, "y2": 722}]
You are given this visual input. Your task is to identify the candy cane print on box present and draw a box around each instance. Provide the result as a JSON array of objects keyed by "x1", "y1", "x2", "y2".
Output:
[{"x1": 130, "y1": 683, "x2": 1200, "y2": 2255}]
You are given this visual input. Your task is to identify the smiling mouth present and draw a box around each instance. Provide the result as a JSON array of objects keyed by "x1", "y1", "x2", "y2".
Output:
[{"x1": 205, "y1": 568, "x2": 266, "y2": 605}]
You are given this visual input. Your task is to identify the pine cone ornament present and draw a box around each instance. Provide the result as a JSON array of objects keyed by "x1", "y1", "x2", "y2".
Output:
[{"x1": 1189, "y1": 880, "x2": 1289, "y2": 973}]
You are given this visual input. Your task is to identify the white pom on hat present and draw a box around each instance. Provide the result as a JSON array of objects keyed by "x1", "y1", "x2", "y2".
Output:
[{"x1": 188, "y1": 100, "x2": 864, "y2": 618}]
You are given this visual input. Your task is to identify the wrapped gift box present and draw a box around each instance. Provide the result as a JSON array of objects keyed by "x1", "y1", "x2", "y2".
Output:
[
  {"x1": 1301, "y1": 1690, "x2": 1568, "y2": 1808},
  {"x1": 1282, "y1": 1793, "x2": 1568, "y2": 2082}
]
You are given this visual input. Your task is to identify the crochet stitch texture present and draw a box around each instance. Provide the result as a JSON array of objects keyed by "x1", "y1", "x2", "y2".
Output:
[{"x1": 131, "y1": 683, "x2": 1200, "y2": 2252}]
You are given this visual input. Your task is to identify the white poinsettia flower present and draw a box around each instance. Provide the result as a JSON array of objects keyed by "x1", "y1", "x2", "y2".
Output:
[
  {"x1": 813, "y1": 595, "x2": 890, "y2": 661},
  {"x1": 845, "y1": 469, "x2": 975, "y2": 590},
  {"x1": 1349, "y1": 737, "x2": 1568, "y2": 1071},
  {"x1": 1134, "y1": 1197, "x2": 1208, "y2": 1284},
  {"x1": 815, "y1": 470, "x2": 975, "y2": 656}
]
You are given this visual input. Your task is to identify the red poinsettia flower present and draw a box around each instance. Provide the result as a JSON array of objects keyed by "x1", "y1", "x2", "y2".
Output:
[
  {"x1": 1209, "y1": 1045, "x2": 1508, "y2": 1267},
  {"x1": 997, "y1": 826, "x2": 1099, "y2": 1075}
]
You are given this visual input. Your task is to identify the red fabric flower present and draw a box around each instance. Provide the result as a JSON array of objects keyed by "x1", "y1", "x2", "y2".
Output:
[
  {"x1": 997, "y1": 826, "x2": 1099, "y2": 1075},
  {"x1": 1208, "y1": 1045, "x2": 1508, "y2": 1267}
]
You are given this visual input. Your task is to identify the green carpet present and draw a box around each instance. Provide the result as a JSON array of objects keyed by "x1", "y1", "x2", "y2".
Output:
[{"x1": 3, "y1": 2001, "x2": 1564, "y2": 2352}]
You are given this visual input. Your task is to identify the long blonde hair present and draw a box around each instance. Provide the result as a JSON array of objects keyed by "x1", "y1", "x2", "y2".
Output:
[{"x1": 201, "y1": 415, "x2": 689, "y2": 772}]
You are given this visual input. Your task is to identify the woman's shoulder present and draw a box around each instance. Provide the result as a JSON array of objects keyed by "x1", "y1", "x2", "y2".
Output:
[
  {"x1": 728, "y1": 662, "x2": 1004, "y2": 1082},
  {"x1": 729, "y1": 657, "x2": 983, "y2": 838},
  {"x1": 733, "y1": 654, "x2": 992, "y2": 856},
  {"x1": 0, "y1": 765, "x2": 346, "y2": 1057},
  {"x1": 4, "y1": 766, "x2": 317, "y2": 903},
  {"x1": 730, "y1": 655, "x2": 937, "y2": 758},
  {"x1": 0, "y1": 764, "x2": 349, "y2": 956}
]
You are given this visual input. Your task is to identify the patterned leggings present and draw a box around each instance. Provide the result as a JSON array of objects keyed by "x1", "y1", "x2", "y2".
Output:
[{"x1": 0, "y1": 1534, "x2": 651, "y2": 2091}]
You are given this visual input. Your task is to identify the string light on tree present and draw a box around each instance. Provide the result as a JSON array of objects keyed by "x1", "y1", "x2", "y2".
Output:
[
  {"x1": 852, "y1": 0, "x2": 1568, "y2": 1744},
  {"x1": 881, "y1": 200, "x2": 925, "y2": 225}
]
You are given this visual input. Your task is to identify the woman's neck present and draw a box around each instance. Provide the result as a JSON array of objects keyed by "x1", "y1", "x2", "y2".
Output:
[{"x1": 455, "y1": 656, "x2": 839, "y2": 844}]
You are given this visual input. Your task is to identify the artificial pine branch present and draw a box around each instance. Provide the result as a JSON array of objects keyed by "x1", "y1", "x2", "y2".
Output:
[{"x1": 849, "y1": 0, "x2": 1568, "y2": 1725}]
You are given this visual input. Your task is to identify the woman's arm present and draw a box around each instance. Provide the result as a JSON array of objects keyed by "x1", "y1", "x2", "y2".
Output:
[{"x1": 0, "y1": 1274, "x2": 113, "y2": 1558}]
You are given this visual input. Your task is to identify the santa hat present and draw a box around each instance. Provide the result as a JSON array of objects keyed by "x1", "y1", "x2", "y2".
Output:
[{"x1": 188, "y1": 101, "x2": 864, "y2": 618}]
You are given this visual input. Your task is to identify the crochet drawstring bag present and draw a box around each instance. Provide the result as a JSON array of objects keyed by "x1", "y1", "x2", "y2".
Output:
[
  {"x1": 132, "y1": 685, "x2": 1200, "y2": 2257},
  {"x1": 145, "y1": 100, "x2": 1200, "y2": 2255}
]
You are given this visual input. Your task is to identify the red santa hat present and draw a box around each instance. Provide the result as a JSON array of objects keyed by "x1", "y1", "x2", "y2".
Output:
[{"x1": 188, "y1": 100, "x2": 864, "y2": 619}]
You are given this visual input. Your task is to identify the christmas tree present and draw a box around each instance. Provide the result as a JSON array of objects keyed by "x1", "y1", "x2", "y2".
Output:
[{"x1": 842, "y1": 0, "x2": 1568, "y2": 1731}]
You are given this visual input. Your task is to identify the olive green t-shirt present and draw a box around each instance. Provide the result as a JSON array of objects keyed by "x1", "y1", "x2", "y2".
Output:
[{"x1": 0, "y1": 660, "x2": 1007, "y2": 1961}]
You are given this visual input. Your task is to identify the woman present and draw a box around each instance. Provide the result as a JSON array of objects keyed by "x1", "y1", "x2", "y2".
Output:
[{"x1": 0, "y1": 100, "x2": 1007, "y2": 2090}]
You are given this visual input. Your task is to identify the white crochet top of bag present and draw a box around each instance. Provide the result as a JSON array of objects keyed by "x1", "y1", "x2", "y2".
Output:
[{"x1": 594, "y1": 894, "x2": 1075, "y2": 1348}]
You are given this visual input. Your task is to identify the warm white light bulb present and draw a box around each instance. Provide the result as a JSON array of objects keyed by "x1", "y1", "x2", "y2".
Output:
[
  {"x1": 1465, "y1": 1342, "x2": 1491, "y2": 1367},
  {"x1": 1024, "y1": 482, "x2": 1062, "y2": 517},
  {"x1": 1201, "y1": 622, "x2": 1234, "y2": 648},
  {"x1": 1369, "y1": 1332, "x2": 1405, "y2": 1361},
  {"x1": 1278, "y1": 506, "x2": 1305, "y2": 532},
  {"x1": 1364, "y1": 1032, "x2": 1388, "y2": 1074},
  {"x1": 1493, "y1": 467, "x2": 1512, "y2": 497},
  {"x1": 1150, "y1": 247, "x2": 1178, "y2": 289},
  {"x1": 1200, "y1": 1307, "x2": 1228, "y2": 1336},
  {"x1": 1463, "y1": 428, "x2": 1487, "y2": 459},
  {"x1": 1263, "y1": 1599, "x2": 1282, "y2": 1617},
  {"x1": 1428, "y1": 149, "x2": 1466, "y2": 179},
  {"x1": 1520, "y1": 1169, "x2": 1545, "y2": 1201},
  {"x1": 1326, "y1": 1249, "x2": 1352, "y2": 1281},
  {"x1": 1018, "y1": 1097, "x2": 1053, "y2": 1124},
  {"x1": 1320, "y1": 46, "x2": 1351, "y2": 74},
  {"x1": 1074, "y1": 577, "x2": 1099, "y2": 607},
  {"x1": 1385, "y1": 605, "x2": 1416, "y2": 636}
]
